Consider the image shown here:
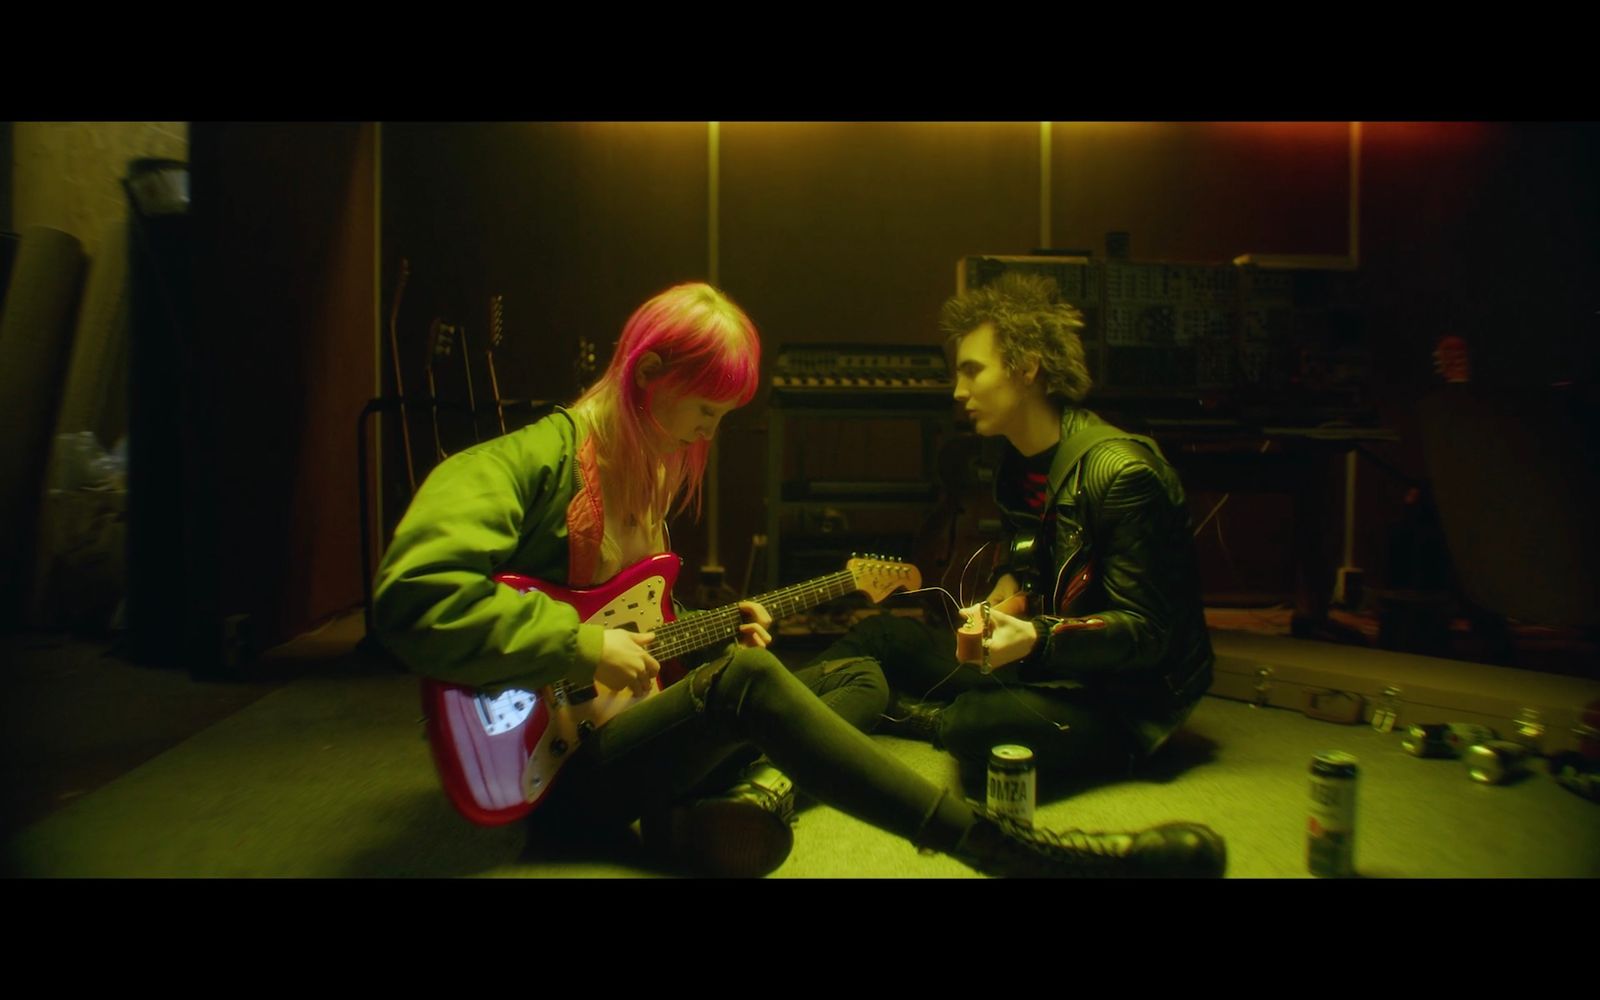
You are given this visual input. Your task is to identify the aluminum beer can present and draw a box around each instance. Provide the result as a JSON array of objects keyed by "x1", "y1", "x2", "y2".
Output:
[
  {"x1": 1465, "y1": 740, "x2": 1531, "y2": 785},
  {"x1": 1446, "y1": 723, "x2": 1498, "y2": 753},
  {"x1": 1308, "y1": 751, "x2": 1358, "y2": 877},
  {"x1": 1403, "y1": 722, "x2": 1497, "y2": 758},
  {"x1": 987, "y1": 744, "x2": 1036, "y2": 827}
]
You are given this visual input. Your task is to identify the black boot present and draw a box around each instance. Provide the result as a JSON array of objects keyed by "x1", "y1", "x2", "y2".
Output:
[
  {"x1": 878, "y1": 693, "x2": 945, "y2": 745},
  {"x1": 640, "y1": 761, "x2": 796, "y2": 878},
  {"x1": 950, "y1": 804, "x2": 1227, "y2": 878}
]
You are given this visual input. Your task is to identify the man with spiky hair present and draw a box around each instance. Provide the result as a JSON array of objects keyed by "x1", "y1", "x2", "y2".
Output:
[{"x1": 818, "y1": 272, "x2": 1216, "y2": 785}]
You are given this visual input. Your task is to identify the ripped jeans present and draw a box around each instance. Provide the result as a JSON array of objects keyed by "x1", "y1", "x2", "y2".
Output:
[{"x1": 533, "y1": 646, "x2": 959, "y2": 843}]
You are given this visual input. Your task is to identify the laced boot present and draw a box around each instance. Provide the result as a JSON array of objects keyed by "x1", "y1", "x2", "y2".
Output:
[
  {"x1": 878, "y1": 692, "x2": 945, "y2": 745},
  {"x1": 640, "y1": 760, "x2": 796, "y2": 878},
  {"x1": 950, "y1": 804, "x2": 1227, "y2": 878}
]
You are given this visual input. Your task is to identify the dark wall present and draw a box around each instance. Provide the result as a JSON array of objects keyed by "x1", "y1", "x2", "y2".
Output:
[
  {"x1": 380, "y1": 123, "x2": 707, "y2": 402},
  {"x1": 1364, "y1": 122, "x2": 1598, "y2": 391},
  {"x1": 1352, "y1": 123, "x2": 1599, "y2": 595},
  {"x1": 0, "y1": 122, "x2": 11, "y2": 230},
  {"x1": 0, "y1": 121, "x2": 14, "y2": 307},
  {"x1": 378, "y1": 122, "x2": 709, "y2": 552},
  {"x1": 0, "y1": 120, "x2": 14, "y2": 320},
  {"x1": 1050, "y1": 122, "x2": 1352, "y2": 260},
  {"x1": 189, "y1": 123, "x2": 375, "y2": 658},
  {"x1": 377, "y1": 122, "x2": 1599, "y2": 605}
]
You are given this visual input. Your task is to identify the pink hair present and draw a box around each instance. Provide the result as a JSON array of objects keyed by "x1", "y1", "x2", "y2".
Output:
[{"x1": 575, "y1": 282, "x2": 761, "y2": 522}]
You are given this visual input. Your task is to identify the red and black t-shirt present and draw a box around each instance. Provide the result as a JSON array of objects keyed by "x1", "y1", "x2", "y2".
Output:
[
  {"x1": 1016, "y1": 445, "x2": 1055, "y2": 517},
  {"x1": 995, "y1": 443, "x2": 1060, "y2": 590}
]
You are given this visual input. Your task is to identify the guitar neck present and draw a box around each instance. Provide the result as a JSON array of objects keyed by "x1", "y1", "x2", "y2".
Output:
[
  {"x1": 650, "y1": 570, "x2": 856, "y2": 660},
  {"x1": 485, "y1": 351, "x2": 507, "y2": 434}
]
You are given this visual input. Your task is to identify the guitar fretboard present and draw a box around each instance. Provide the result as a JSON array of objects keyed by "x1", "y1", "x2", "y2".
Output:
[{"x1": 650, "y1": 570, "x2": 857, "y2": 660}]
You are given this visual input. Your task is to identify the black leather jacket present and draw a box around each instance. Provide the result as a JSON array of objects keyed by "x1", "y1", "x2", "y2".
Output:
[{"x1": 992, "y1": 408, "x2": 1214, "y2": 749}]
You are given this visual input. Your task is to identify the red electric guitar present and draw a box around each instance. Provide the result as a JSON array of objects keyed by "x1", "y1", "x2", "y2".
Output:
[{"x1": 421, "y1": 553, "x2": 920, "y2": 826}]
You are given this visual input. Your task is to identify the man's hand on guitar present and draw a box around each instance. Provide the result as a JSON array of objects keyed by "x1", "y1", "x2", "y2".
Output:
[
  {"x1": 985, "y1": 573, "x2": 1024, "y2": 608},
  {"x1": 961, "y1": 602, "x2": 1039, "y2": 670},
  {"x1": 597, "y1": 628, "x2": 660, "y2": 697},
  {"x1": 736, "y1": 601, "x2": 774, "y2": 649}
]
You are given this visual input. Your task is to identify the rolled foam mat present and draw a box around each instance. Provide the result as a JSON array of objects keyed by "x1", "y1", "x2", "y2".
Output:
[{"x1": 0, "y1": 226, "x2": 86, "y2": 616}]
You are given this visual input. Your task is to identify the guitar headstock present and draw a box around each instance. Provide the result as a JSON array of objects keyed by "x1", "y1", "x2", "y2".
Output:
[
  {"x1": 846, "y1": 555, "x2": 921, "y2": 603},
  {"x1": 574, "y1": 335, "x2": 599, "y2": 395},
  {"x1": 428, "y1": 319, "x2": 457, "y2": 368},
  {"x1": 488, "y1": 295, "x2": 505, "y2": 352}
]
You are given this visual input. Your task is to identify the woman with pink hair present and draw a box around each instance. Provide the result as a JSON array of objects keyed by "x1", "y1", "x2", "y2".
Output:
[{"x1": 375, "y1": 282, "x2": 1223, "y2": 878}]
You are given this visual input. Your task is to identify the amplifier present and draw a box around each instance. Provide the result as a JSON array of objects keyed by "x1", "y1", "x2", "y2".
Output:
[{"x1": 771, "y1": 343, "x2": 952, "y2": 405}]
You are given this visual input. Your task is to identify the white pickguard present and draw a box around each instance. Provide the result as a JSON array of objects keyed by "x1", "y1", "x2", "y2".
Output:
[
  {"x1": 519, "y1": 574, "x2": 670, "y2": 801},
  {"x1": 583, "y1": 574, "x2": 670, "y2": 633}
]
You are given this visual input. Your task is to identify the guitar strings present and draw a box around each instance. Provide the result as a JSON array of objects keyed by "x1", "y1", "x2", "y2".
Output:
[
  {"x1": 942, "y1": 536, "x2": 991, "y2": 600},
  {"x1": 668, "y1": 553, "x2": 1071, "y2": 735},
  {"x1": 660, "y1": 571, "x2": 856, "y2": 658},
  {"x1": 958, "y1": 541, "x2": 991, "y2": 609}
]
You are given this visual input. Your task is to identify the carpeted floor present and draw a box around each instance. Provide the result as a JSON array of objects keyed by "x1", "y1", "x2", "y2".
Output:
[{"x1": 5, "y1": 613, "x2": 1597, "y2": 878}]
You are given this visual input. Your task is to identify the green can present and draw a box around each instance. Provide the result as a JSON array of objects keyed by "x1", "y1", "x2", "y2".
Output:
[{"x1": 1308, "y1": 751, "x2": 1359, "y2": 877}]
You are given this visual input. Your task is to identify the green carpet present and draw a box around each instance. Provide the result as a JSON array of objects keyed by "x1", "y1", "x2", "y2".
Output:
[{"x1": 7, "y1": 668, "x2": 1598, "y2": 878}]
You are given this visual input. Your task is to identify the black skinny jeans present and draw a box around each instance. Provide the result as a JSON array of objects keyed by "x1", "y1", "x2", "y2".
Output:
[
  {"x1": 534, "y1": 647, "x2": 969, "y2": 850},
  {"x1": 806, "y1": 613, "x2": 1145, "y2": 776}
]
